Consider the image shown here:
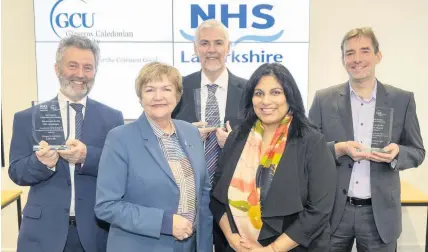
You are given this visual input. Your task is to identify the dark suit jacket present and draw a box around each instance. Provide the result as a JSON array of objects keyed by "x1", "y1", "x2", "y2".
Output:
[
  {"x1": 308, "y1": 81, "x2": 425, "y2": 243},
  {"x1": 172, "y1": 70, "x2": 247, "y2": 129},
  {"x1": 210, "y1": 126, "x2": 337, "y2": 251},
  {"x1": 9, "y1": 97, "x2": 124, "y2": 252}
]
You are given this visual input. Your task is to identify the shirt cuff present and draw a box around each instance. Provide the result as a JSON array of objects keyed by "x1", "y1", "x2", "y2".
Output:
[
  {"x1": 47, "y1": 166, "x2": 56, "y2": 172},
  {"x1": 161, "y1": 212, "x2": 173, "y2": 235}
]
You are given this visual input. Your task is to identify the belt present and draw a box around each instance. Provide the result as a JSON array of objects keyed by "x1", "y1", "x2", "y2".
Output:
[
  {"x1": 69, "y1": 216, "x2": 77, "y2": 227},
  {"x1": 347, "y1": 197, "x2": 372, "y2": 206}
]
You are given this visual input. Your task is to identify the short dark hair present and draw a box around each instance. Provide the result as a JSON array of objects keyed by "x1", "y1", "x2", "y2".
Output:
[
  {"x1": 237, "y1": 63, "x2": 315, "y2": 139},
  {"x1": 341, "y1": 27, "x2": 380, "y2": 58}
]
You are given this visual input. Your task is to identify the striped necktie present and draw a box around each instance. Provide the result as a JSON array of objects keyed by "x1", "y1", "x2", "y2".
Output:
[
  {"x1": 205, "y1": 84, "x2": 221, "y2": 186},
  {"x1": 69, "y1": 103, "x2": 83, "y2": 170}
]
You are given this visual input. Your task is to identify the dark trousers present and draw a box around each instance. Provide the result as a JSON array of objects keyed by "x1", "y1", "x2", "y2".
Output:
[
  {"x1": 63, "y1": 218, "x2": 85, "y2": 252},
  {"x1": 214, "y1": 221, "x2": 227, "y2": 252},
  {"x1": 331, "y1": 202, "x2": 396, "y2": 252}
]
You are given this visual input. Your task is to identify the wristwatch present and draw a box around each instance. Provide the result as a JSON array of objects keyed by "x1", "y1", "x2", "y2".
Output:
[{"x1": 390, "y1": 159, "x2": 398, "y2": 171}]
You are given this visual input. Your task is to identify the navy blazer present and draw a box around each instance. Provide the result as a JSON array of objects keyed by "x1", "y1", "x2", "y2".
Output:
[
  {"x1": 95, "y1": 114, "x2": 213, "y2": 252},
  {"x1": 9, "y1": 97, "x2": 124, "y2": 252}
]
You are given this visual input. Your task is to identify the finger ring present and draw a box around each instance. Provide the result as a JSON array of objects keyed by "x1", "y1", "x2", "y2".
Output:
[{"x1": 184, "y1": 234, "x2": 188, "y2": 239}]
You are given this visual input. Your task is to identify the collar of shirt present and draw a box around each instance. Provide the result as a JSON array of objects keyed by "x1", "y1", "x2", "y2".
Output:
[
  {"x1": 57, "y1": 90, "x2": 87, "y2": 111},
  {"x1": 147, "y1": 116, "x2": 176, "y2": 138},
  {"x1": 201, "y1": 68, "x2": 229, "y2": 90},
  {"x1": 349, "y1": 80, "x2": 378, "y2": 102}
]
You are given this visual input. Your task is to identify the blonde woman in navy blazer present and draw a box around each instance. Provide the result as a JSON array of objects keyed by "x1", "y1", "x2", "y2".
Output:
[{"x1": 95, "y1": 62, "x2": 213, "y2": 252}]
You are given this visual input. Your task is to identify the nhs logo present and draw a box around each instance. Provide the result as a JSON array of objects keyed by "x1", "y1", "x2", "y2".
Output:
[
  {"x1": 179, "y1": 3, "x2": 283, "y2": 44},
  {"x1": 191, "y1": 4, "x2": 274, "y2": 29}
]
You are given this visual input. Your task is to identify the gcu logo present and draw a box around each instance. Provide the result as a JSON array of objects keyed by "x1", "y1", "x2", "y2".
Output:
[
  {"x1": 50, "y1": 0, "x2": 95, "y2": 38},
  {"x1": 180, "y1": 3, "x2": 283, "y2": 44},
  {"x1": 55, "y1": 13, "x2": 95, "y2": 29}
]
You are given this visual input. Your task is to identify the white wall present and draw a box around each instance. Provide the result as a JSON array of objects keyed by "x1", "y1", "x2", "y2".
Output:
[
  {"x1": 2, "y1": 0, "x2": 428, "y2": 251},
  {"x1": 2, "y1": 0, "x2": 37, "y2": 251}
]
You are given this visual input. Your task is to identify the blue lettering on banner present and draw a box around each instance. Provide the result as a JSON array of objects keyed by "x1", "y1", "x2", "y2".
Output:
[
  {"x1": 184, "y1": 3, "x2": 281, "y2": 44},
  {"x1": 50, "y1": 0, "x2": 95, "y2": 38},
  {"x1": 55, "y1": 13, "x2": 95, "y2": 28},
  {"x1": 180, "y1": 50, "x2": 283, "y2": 63},
  {"x1": 190, "y1": 4, "x2": 274, "y2": 29}
]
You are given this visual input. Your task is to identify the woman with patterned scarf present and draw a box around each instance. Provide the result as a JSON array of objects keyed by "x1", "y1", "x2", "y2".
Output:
[{"x1": 211, "y1": 63, "x2": 336, "y2": 252}]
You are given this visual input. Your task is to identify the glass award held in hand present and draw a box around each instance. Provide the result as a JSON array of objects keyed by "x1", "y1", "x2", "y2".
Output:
[
  {"x1": 32, "y1": 101, "x2": 70, "y2": 151},
  {"x1": 359, "y1": 107, "x2": 394, "y2": 153},
  {"x1": 193, "y1": 88, "x2": 224, "y2": 128}
]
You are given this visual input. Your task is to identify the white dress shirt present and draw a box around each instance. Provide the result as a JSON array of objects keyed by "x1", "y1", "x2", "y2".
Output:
[
  {"x1": 200, "y1": 68, "x2": 229, "y2": 124},
  {"x1": 347, "y1": 83, "x2": 377, "y2": 199},
  {"x1": 57, "y1": 91, "x2": 87, "y2": 216}
]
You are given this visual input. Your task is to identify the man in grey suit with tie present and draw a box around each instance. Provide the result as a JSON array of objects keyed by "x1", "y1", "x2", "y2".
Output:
[
  {"x1": 9, "y1": 35, "x2": 124, "y2": 252},
  {"x1": 172, "y1": 19, "x2": 247, "y2": 251},
  {"x1": 309, "y1": 27, "x2": 425, "y2": 251}
]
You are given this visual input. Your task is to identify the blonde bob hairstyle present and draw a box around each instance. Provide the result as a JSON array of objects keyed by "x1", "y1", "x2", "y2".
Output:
[{"x1": 135, "y1": 62, "x2": 183, "y2": 101}]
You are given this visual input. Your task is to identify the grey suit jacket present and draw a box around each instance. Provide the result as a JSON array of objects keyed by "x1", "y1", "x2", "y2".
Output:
[{"x1": 308, "y1": 81, "x2": 425, "y2": 243}]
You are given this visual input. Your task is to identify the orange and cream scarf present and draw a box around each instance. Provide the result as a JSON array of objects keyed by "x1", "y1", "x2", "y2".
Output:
[{"x1": 228, "y1": 115, "x2": 293, "y2": 242}]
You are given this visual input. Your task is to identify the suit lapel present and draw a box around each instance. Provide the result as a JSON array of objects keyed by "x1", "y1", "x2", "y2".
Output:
[
  {"x1": 175, "y1": 123, "x2": 200, "y2": 195},
  {"x1": 189, "y1": 71, "x2": 202, "y2": 89},
  {"x1": 375, "y1": 81, "x2": 390, "y2": 109},
  {"x1": 137, "y1": 114, "x2": 177, "y2": 185},
  {"x1": 259, "y1": 139, "x2": 304, "y2": 240},
  {"x1": 80, "y1": 98, "x2": 100, "y2": 144},
  {"x1": 337, "y1": 83, "x2": 354, "y2": 141},
  {"x1": 262, "y1": 140, "x2": 303, "y2": 217},
  {"x1": 225, "y1": 71, "x2": 243, "y2": 124}
]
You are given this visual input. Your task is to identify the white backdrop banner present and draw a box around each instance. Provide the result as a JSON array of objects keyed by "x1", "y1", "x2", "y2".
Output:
[{"x1": 34, "y1": 0, "x2": 309, "y2": 119}]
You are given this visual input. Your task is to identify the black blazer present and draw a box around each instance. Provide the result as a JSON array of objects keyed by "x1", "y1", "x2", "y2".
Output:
[
  {"x1": 210, "y1": 126, "x2": 337, "y2": 251},
  {"x1": 172, "y1": 70, "x2": 247, "y2": 128}
]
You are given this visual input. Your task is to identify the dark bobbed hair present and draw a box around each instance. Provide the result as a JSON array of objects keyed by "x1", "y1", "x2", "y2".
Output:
[{"x1": 237, "y1": 63, "x2": 315, "y2": 139}]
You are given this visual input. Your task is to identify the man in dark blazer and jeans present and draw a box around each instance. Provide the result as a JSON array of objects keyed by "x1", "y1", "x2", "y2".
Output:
[
  {"x1": 172, "y1": 19, "x2": 247, "y2": 251},
  {"x1": 309, "y1": 27, "x2": 425, "y2": 251}
]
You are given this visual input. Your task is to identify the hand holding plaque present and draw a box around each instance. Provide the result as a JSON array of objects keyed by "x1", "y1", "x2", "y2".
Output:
[{"x1": 32, "y1": 101, "x2": 70, "y2": 151}]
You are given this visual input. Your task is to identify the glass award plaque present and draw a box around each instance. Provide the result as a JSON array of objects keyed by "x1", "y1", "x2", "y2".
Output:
[
  {"x1": 32, "y1": 101, "x2": 70, "y2": 151},
  {"x1": 193, "y1": 88, "x2": 224, "y2": 128},
  {"x1": 370, "y1": 107, "x2": 393, "y2": 152}
]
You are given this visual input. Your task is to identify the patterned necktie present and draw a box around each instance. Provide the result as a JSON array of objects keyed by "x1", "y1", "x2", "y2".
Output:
[
  {"x1": 69, "y1": 103, "x2": 84, "y2": 170},
  {"x1": 205, "y1": 84, "x2": 221, "y2": 186}
]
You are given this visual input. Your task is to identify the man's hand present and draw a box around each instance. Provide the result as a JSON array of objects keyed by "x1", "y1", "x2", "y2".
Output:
[
  {"x1": 172, "y1": 214, "x2": 193, "y2": 241},
  {"x1": 57, "y1": 139, "x2": 87, "y2": 164},
  {"x1": 369, "y1": 143, "x2": 399, "y2": 163},
  {"x1": 216, "y1": 121, "x2": 232, "y2": 148},
  {"x1": 35, "y1": 141, "x2": 59, "y2": 168},
  {"x1": 192, "y1": 122, "x2": 216, "y2": 141},
  {"x1": 335, "y1": 141, "x2": 368, "y2": 161}
]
